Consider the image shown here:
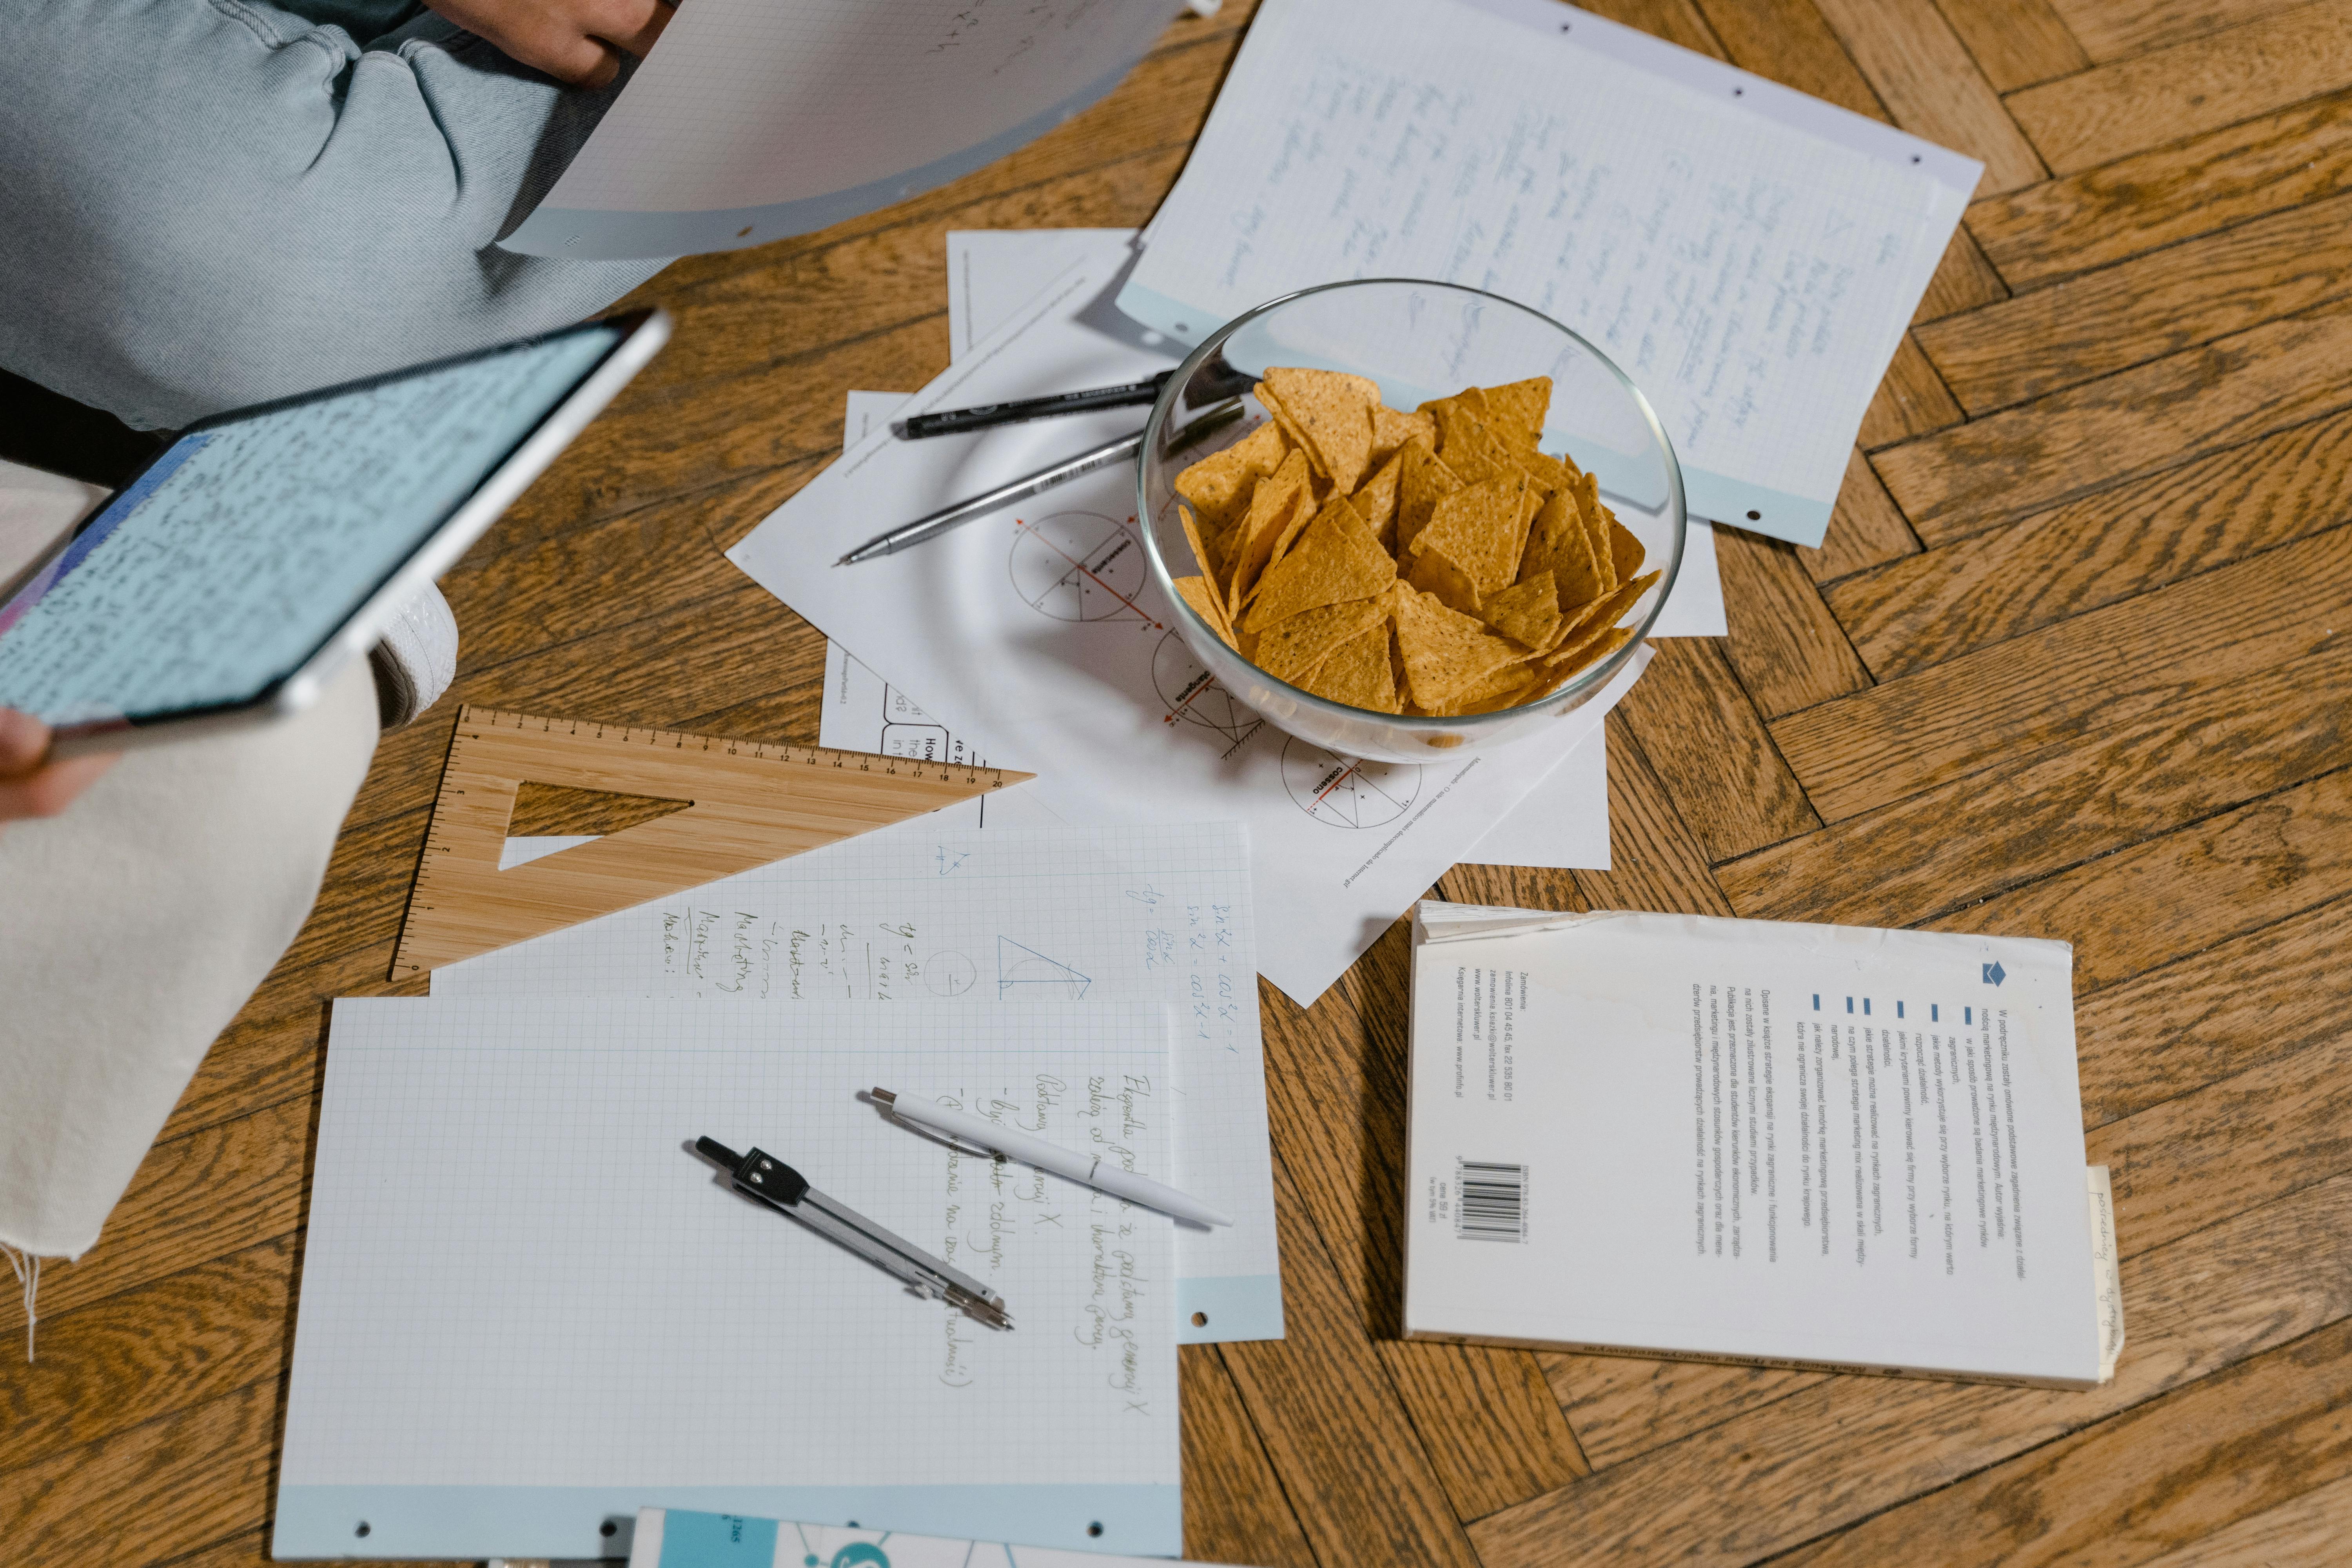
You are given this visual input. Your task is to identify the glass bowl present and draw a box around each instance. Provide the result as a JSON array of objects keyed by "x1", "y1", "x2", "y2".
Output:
[{"x1": 1136, "y1": 278, "x2": 1685, "y2": 764}]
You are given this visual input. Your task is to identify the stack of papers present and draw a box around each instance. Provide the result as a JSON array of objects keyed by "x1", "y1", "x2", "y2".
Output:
[{"x1": 1118, "y1": 0, "x2": 1980, "y2": 547}]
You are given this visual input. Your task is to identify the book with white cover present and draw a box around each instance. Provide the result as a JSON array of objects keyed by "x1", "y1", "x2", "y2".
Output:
[{"x1": 1403, "y1": 903, "x2": 2125, "y2": 1388}]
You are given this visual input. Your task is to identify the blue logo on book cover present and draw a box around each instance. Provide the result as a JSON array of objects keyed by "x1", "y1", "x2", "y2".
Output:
[{"x1": 1982, "y1": 962, "x2": 2005, "y2": 985}]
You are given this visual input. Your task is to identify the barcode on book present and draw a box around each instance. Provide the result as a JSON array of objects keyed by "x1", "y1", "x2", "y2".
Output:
[{"x1": 1455, "y1": 1159, "x2": 1528, "y2": 1242}]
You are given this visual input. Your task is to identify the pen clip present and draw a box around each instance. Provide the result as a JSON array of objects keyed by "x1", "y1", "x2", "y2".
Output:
[{"x1": 869, "y1": 1088, "x2": 1003, "y2": 1164}]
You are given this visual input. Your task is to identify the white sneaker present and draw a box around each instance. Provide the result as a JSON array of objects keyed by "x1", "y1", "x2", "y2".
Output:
[{"x1": 367, "y1": 581, "x2": 459, "y2": 729}]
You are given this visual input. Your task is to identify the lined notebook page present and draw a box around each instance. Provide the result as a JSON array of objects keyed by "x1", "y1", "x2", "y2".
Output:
[
  {"x1": 1120, "y1": 0, "x2": 1976, "y2": 541},
  {"x1": 435, "y1": 823, "x2": 1279, "y2": 1340},
  {"x1": 283, "y1": 998, "x2": 1177, "y2": 1492}
]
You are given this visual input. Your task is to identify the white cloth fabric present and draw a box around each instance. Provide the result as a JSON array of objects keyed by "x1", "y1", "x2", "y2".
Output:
[{"x1": 0, "y1": 459, "x2": 383, "y2": 1261}]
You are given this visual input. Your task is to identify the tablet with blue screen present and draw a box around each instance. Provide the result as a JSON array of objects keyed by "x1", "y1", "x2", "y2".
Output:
[{"x1": 0, "y1": 310, "x2": 668, "y2": 755}]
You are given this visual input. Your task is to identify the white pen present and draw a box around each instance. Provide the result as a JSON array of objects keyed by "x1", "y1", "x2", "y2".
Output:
[{"x1": 869, "y1": 1087, "x2": 1233, "y2": 1227}]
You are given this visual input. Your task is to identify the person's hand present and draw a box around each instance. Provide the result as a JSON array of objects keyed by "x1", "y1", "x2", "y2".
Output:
[
  {"x1": 0, "y1": 709, "x2": 116, "y2": 827},
  {"x1": 426, "y1": 0, "x2": 674, "y2": 88}
]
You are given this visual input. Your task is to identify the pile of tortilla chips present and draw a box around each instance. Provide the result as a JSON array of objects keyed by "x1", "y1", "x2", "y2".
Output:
[{"x1": 1170, "y1": 367, "x2": 1661, "y2": 718}]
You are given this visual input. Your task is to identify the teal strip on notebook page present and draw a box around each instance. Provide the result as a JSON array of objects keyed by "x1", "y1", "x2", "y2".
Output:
[{"x1": 271, "y1": 1483, "x2": 1180, "y2": 1562}]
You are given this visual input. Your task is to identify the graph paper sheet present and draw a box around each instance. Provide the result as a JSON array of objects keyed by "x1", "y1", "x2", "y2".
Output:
[
  {"x1": 438, "y1": 823, "x2": 1281, "y2": 1346},
  {"x1": 1118, "y1": 0, "x2": 1980, "y2": 548},
  {"x1": 727, "y1": 251, "x2": 1645, "y2": 1008},
  {"x1": 276, "y1": 998, "x2": 1180, "y2": 1563},
  {"x1": 501, "y1": 1, "x2": 1168, "y2": 258}
]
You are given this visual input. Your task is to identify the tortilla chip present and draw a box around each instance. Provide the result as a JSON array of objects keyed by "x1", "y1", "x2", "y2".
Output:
[
  {"x1": 1608, "y1": 515, "x2": 1646, "y2": 583},
  {"x1": 1395, "y1": 439, "x2": 1459, "y2": 559},
  {"x1": 1573, "y1": 470, "x2": 1616, "y2": 593},
  {"x1": 1172, "y1": 574, "x2": 1237, "y2": 650},
  {"x1": 1243, "y1": 495, "x2": 1397, "y2": 632},
  {"x1": 1174, "y1": 421, "x2": 1289, "y2": 534},
  {"x1": 1523, "y1": 490, "x2": 1610, "y2": 610},
  {"x1": 1181, "y1": 508, "x2": 1225, "y2": 585},
  {"x1": 1350, "y1": 450, "x2": 1406, "y2": 550},
  {"x1": 1254, "y1": 597, "x2": 1389, "y2": 687},
  {"x1": 1370, "y1": 405, "x2": 1437, "y2": 467},
  {"x1": 1481, "y1": 572, "x2": 1563, "y2": 651},
  {"x1": 1553, "y1": 569, "x2": 1661, "y2": 657},
  {"x1": 1517, "y1": 445, "x2": 1573, "y2": 497},
  {"x1": 1301, "y1": 623, "x2": 1401, "y2": 713},
  {"x1": 1411, "y1": 472, "x2": 1532, "y2": 598},
  {"x1": 1261, "y1": 368, "x2": 1379, "y2": 493},
  {"x1": 1390, "y1": 585, "x2": 1526, "y2": 709},
  {"x1": 1406, "y1": 538, "x2": 1485, "y2": 617},
  {"x1": 1479, "y1": 376, "x2": 1552, "y2": 448},
  {"x1": 1225, "y1": 449, "x2": 1313, "y2": 616},
  {"x1": 1426, "y1": 659, "x2": 1541, "y2": 716},
  {"x1": 1533, "y1": 624, "x2": 1633, "y2": 695}
]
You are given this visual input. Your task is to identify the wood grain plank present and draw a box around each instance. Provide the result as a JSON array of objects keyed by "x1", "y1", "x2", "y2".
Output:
[
  {"x1": 2070, "y1": 887, "x2": 2352, "y2": 1135},
  {"x1": 1576, "y1": 0, "x2": 1726, "y2": 55},
  {"x1": 2050, "y1": 0, "x2": 2319, "y2": 60},
  {"x1": 0, "y1": 1237, "x2": 292, "y2": 1470},
  {"x1": 1180, "y1": 1346, "x2": 1319, "y2": 1568},
  {"x1": 1691, "y1": 0, "x2": 1886, "y2": 116},
  {"x1": 1965, "y1": 87, "x2": 2352, "y2": 289},
  {"x1": 1856, "y1": 334, "x2": 1966, "y2": 450},
  {"x1": 1921, "y1": 189, "x2": 2352, "y2": 415},
  {"x1": 1833, "y1": 405, "x2": 2352, "y2": 680},
  {"x1": 1542, "y1": 1352, "x2": 1824, "y2": 1470},
  {"x1": 1873, "y1": 296, "x2": 2352, "y2": 542},
  {"x1": 1467, "y1": 1169, "x2": 2352, "y2": 1566},
  {"x1": 1726, "y1": 634, "x2": 2352, "y2": 929},
  {"x1": 1774, "y1": 1318, "x2": 2352, "y2": 1567},
  {"x1": 1217, "y1": 1158, "x2": 1483, "y2": 1568},
  {"x1": 1711, "y1": 525, "x2": 1874, "y2": 719},
  {"x1": 1930, "y1": 768, "x2": 2352, "y2": 999},
  {"x1": 2090, "y1": 1018, "x2": 2352, "y2": 1259},
  {"x1": 1775, "y1": 523, "x2": 2352, "y2": 822},
  {"x1": 1798, "y1": 449, "x2": 1919, "y2": 587},
  {"x1": 1614, "y1": 639, "x2": 1821, "y2": 864},
  {"x1": 2130, "y1": 1471, "x2": 2352, "y2": 1568},
  {"x1": 0, "y1": 1099, "x2": 307, "y2": 1336},
  {"x1": 1915, "y1": 221, "x2": 2012, "y2": 323},
  {"x1": 0, "y1": 1378, "x2": 278, "y2": 1566},
  {"x1": 1377, "y1": 1339, "x2": 1592, "y2": 1518},
  {"x1": 1570, "y1": 715, "x2": 1741, "y2": 917},
  {"x1": 2008, "y1": 0, "x2": 2352, "y2": 175},
  {"x1": 1934, "y1": 0, "x2": 2091, "y2": 90},
  {"x1": 1811, "y1": 0, "x2": 2048, "y2": 193}
]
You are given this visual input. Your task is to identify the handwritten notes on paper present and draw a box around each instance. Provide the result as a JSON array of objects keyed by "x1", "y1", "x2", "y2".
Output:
[
  {"x1": 280, "y1": 999, "x2": 1181, "y2": 1556},
  {"x1": 435, "y1": 822, "x2": 1284, "y2": 1342},
  {"x1": 1120, "y1": 0, "x2": 1975, "y2": 543}
]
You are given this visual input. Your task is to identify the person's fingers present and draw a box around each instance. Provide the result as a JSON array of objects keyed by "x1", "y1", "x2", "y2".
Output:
[
  {"x1": 596, "y1": 0, "x2": 673, "y2": 58},
  {"x1": 0, "y1": 753, "x2": 116, "y2": 822},
  {"x1": 0, "y1": 708, "x2": 49, "y2": 777},
  {"x1": 552, "y1": 30, "x2": 624, "y2": 87}
]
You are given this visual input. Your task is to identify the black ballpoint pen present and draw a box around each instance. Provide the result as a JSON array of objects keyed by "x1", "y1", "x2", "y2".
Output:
[
  {"x1": 894, "y1": 353, "x2": 1253, "y2": 440},
  {"x1": 834, "y1": 400, "x2": 1245, "y2": 566}
]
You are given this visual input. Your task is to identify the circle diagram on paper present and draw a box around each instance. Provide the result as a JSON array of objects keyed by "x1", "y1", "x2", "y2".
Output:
[
  {"x1": 1007, "y1": 510, "x2": 1151, "y2": 622},
  {"x1": 925, "y1": 951, "x2": 978, "y2": 997},
  {"x1": 1281, "y1": 737, "x2": 1422, "y2": 829},
  {"x1": 1151, "y1": 631, "x2": 1264, "y2": 751}
]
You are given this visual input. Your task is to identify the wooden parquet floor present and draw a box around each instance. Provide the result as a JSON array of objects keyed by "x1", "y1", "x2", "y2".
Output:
[{"x1": 10, "y1": 1, "x2": 2352, "y2": 1563}]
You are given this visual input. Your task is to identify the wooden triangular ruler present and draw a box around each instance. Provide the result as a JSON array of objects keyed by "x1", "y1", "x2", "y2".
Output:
[{"x1": 391, "y1": 706, "x2": 1031, "y2": 977}]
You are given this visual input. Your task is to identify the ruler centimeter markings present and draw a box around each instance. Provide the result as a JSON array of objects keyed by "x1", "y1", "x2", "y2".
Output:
[{"x1": 390, "y1": 705, "x2": 1031, "y2": 977}]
